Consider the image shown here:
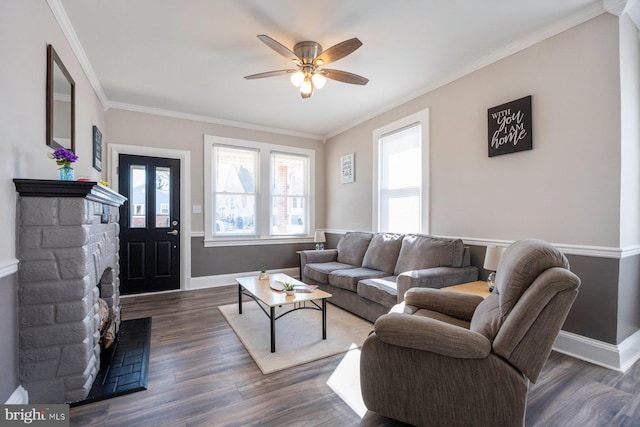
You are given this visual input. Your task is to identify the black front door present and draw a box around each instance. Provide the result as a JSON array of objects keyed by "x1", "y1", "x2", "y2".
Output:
[{"x1": 118, "y1": 154, "x2": 180, "y2": 294}]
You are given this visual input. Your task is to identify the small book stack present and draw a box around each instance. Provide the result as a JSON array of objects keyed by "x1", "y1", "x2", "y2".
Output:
[{"x1": 294, "y1": 284, "x2": 318, "y2": 293}]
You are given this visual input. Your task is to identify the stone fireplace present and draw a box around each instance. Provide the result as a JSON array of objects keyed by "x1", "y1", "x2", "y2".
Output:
[{"x1": 14, "y1": 180, "x2": 126, "y2": 403}]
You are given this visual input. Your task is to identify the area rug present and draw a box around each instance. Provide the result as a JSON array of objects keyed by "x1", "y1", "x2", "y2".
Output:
[{"x1": 219, "y1": 303, "x2": 373, "y2": 374}]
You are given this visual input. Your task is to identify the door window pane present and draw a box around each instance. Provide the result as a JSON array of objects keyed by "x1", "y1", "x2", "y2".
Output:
[
  {"x1": 130, "y1": 165, "x2": 146, "y2": 228},
  {"x1": 155, "y1": 166, "x2": 171, "y2": 228}
]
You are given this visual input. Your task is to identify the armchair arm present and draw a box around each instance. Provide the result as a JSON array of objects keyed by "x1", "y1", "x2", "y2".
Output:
[
  {"x1": 404, "y1": 287, "x2": 484, "y2": 321},
  {"x1": 300, "y1": 249, "x2": 338, "y2": 278},
  {"x1": 300, "y1": 249, "x2": 338, "y2": 265},
  {"x1": 397, "y1": 266, "x2": 478, "y2": 301},
  {"x1": 374, "y1": 313, "x2": 491, "y2": 358}
]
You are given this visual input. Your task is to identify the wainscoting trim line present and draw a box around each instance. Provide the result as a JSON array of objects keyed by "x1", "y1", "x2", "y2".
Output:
[
  {"x1": 189, "y1": 268, "x2": 300, "y2": 290},
  {"x1": 321, "y1": 230, "x2": 629, "y2": 259},
  {"x1": 0, "y1": 258, "x2": 19, "y2": 279}
]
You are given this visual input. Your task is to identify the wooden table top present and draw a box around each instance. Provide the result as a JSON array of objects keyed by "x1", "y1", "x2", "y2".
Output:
[
  {"x1": 235, "y1": 273, "x2": 332, "y2": 307},
  {"x1": 442, "y1": 281, "x2": 492, "y2": 298}
]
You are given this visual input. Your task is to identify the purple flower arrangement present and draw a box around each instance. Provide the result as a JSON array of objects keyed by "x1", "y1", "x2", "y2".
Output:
[{"x1": 48, "y1": 148, "x2": 78, "y2": 167}]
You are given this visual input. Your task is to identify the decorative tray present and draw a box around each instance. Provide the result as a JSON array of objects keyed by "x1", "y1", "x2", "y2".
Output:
[{"x1": 269, "y1": 281, "x2": 285, "y2": 291}]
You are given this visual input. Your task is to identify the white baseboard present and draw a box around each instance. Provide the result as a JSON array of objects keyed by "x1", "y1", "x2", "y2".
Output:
[
  {"x1": 5, "y1": 386, "x2": 28, "y2": 404},
  {"x1": 188, "y1": 267, "x2": 300, "y2": 290},
  {"x1": 618, "y1": 329, "x2": 640, "y2": 371},
  {"x1": 553, "y1": 329, "x2": 640, "y2": 372}
]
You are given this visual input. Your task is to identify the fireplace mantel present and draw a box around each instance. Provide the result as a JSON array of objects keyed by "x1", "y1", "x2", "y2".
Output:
[{"x1": 13, "y1": 179, "x2": 126, "y2": 207}]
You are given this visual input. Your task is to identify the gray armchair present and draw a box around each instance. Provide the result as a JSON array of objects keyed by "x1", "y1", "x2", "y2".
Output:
[{"x1": 360, "y1": 239, "x2": 581, "y2": 427}]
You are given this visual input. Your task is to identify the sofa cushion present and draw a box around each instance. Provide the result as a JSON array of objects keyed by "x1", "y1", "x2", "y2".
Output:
[
  {"x1": 305, "y1": 262, "x2": 357, "y2": 285},
  {"x1": 362, "y1": 233, "x2": 404, "y2": 274},
  {"x1": 329, "y1": 268, "x2": 388, "y2": 292},
  {"x1": 336, "y1": 232, "x2": 374, "y2": 266},
  {"x1": 358, "y1": 276, "x2": 398, "y2": 308},
  {"x1": 394, "y1": 235, "x2": 465, "y2": 275}
]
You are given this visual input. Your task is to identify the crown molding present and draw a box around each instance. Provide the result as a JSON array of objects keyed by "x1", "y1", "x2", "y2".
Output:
[
  {"x1": 325, "y1": 2, "x2": 606, "y2": 140},
  {"x1": 46, "y1": 0, "x2": 108, "y2": 106},
  {"x1": 47, "y1": 0, "x2": 323, "y2": 141},
  {"x1": 105, "y1": 102, "x2": 324, "y2": 141},
  {"x1": 603, "y1": 0, "x2": 638, "y2": 16}
]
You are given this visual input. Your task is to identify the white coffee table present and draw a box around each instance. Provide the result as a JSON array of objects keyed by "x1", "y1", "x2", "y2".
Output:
[{"x1": 235, "y1": 273, "x2": 332, "y2": 353}]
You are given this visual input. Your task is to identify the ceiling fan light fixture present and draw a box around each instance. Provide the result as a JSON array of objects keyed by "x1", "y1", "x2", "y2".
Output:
[
  {"x1": 246, "y1": 35, "x2": 368, "y2": 99},
  {"x1": 311, "y1": 72, "x2": 326, "y2": 89},
  {"x1": 300, "y1": 77, "x2": 313, "y2": 95},
  {"x1": 290, "y1": 70, "x2": 305, "y2": 87}
]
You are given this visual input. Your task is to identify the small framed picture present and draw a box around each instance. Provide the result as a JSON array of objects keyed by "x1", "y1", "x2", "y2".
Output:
[
  {"x1": 487, "y1": 95, "x2": 532, "y2": 157},
  {"x1": 341, "y1": 153, "x2": 355, "y2": 184},
  {"x1": 92, "y1": 125, "x2": 103, "y2": 171}
]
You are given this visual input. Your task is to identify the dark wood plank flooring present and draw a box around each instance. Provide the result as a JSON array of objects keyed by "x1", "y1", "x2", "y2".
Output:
[{"x1": 70, "y1": 286, "x2": 640, "y2": 427}]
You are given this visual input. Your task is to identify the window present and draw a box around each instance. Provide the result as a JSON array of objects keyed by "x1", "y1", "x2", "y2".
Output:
[
  {"x1": 271, "y1": 152, "x2": 308, "y2": 235},
  {"x1": 212, "y1": 145, "x2": 257, "y2": 235},
  {"x1": 373, "y1": 109, "x2": 429, "y2": 234},
  {"x1": 204, "y1": 135, "x2": 315, "y2": 245}
]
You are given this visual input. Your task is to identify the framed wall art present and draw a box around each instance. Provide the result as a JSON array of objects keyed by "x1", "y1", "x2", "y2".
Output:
[
  {"x1": 92, "y1": 125, "x2": 102, "y2": 171},
  {"x1": 487, "y1": 95, "x2": 532, "y2": 157},
  {"x1": 341, "y1": 153, "x2": 355, "y2": 184}
]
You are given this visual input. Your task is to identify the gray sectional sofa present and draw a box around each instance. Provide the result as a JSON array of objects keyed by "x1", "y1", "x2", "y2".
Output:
[{"x1": 300, "y1": 232, "x2": 478, "y2": 322}]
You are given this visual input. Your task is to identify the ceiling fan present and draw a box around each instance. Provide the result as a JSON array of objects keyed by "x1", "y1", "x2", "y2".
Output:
[{"x1": 245, "y1": 35, "x2": 369, "y2": 99}]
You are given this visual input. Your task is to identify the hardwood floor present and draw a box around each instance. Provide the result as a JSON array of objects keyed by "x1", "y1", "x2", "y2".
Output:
[{"x1": 70, "y1": 286, "x2": 640, "y2": 426}]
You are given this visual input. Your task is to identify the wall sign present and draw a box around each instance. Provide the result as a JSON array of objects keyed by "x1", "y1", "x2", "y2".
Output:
[
  {"x1": 92, "y1": 125, "x2": 102, "y2": 171},
  {"x1": 487, "y1": 95, "x2": 532, "y2": 157},
  {"x1": 341, "y1": 153, "x2": 355, "y2": 184}
]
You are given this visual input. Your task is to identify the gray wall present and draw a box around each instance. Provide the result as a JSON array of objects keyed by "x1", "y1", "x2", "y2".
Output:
[
  {"x1": 619, "y1": 254, "x2": 640, "y2": 342},
  {"x1": 191, "y1": 238, "x2": 316, "y2": 277},
  {"x1": 0, "y1": 272, "x2": 18, "y2": 402}
]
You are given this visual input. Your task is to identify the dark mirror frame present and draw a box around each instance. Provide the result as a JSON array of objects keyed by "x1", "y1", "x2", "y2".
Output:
[{"x1": 46, "y1": 44, "x2": 75, "y2": 152}]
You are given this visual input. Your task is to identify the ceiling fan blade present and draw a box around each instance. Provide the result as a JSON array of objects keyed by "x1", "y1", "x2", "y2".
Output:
[
  {"x1": 322, "y1": 69, "x2": 369, "y2": 85},
  {"x1": 244, "y1": 69, "x2": 295, "y2": 80},
  {"x1": 257, "y1": 35, "x2": 300, "y2": 62},
  {"x1": 314, "y1": 38, "x2": 362, "y2": 66}
]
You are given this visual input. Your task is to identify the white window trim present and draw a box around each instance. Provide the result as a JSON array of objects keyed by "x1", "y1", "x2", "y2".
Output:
[
  {"x1": 204, "y1": 135, "x2": 316, "y2": 247},
  {"x1": 372, "y1": 109, "x2": 430, "y2": 234}
]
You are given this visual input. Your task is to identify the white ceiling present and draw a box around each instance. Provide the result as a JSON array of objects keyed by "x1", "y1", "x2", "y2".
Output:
[{"x1": 57, "y1": 0, "x2": 604, "y2": 139}]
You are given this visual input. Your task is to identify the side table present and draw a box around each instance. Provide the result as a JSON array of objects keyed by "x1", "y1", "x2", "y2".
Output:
[{"x1": 442, "y1": 281, "x2": 492, "y2": 298}]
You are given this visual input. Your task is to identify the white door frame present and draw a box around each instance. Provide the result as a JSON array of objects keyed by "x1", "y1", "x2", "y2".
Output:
[{"x1": 108, "y1": 143, "x2": 192, "y2": 291}]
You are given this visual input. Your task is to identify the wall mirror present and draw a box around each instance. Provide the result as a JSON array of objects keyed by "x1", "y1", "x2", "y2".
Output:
[{"x1": 46, "y1": 44, "x2": 75, "y2": 152}]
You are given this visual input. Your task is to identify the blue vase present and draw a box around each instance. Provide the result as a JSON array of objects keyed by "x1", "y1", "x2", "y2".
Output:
[{"x1": 59, "y1": 165, "x2": 74, "y2": 181}]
